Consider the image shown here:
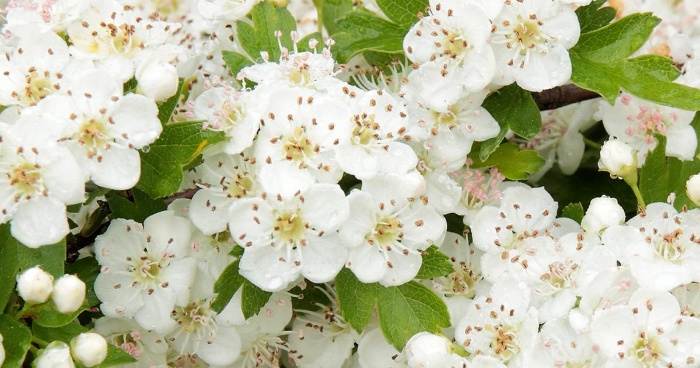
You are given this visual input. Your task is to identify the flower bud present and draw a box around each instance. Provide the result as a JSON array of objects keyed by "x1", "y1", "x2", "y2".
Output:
[
  {"x1": 35, "y1": 342, "x2": 75, "y2": 368},
  {"x1": 16, "y1": 266, "x2": 54, "y2": 304},
  {"x1": 686, "y1": 173, "x2": 700, "y2": 206},
  {"x1": 0, "y1": 333, "x2": 5, "y2": 367},
  {"x1": 70, "y1": 333, "x2": 108, "y2": 367},
  {"x1": 404, "y1": 332, "x2": 451, "y2": 368},
  {"x1": 598, "y1": 139, "x2": 637, "y2": 179},
  {"x1": 581, "y1": 196, "x2": 626, "y2": 234},
  {"x1": 52, "y1": 275, "x2": 86, "y2": 314},
  {"x1": 135, "y1": 56, "x2": 179, "y2": 102}
]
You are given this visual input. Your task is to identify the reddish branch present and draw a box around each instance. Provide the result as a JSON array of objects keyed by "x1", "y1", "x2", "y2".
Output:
[{"x1": 531, "y1": 84, "x2": 601, "y2": 111}]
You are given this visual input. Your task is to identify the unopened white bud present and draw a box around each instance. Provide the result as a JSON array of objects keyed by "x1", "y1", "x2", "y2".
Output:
[
  {"x1": 686, "y1": 173, "x2": 700, "y2": 206},
  {"x1": 16, "y1": 266, "x2": 54, "y2": 304},
  {"x1": 35, "y1": 342, "x2": 75, "y2": 368},
  {"x1": 136, "y1": 56, "x2": 179, "y2": 101},
  {"x1": 70, "y1": 333, "x2": 108, "y2": 367},
  {"x1": 52, "y1": 275, "x2": 86, "y2": 314},
  {"x1": 0, "y1": 333, "x2": 5, "y2": 367},
  {"x1": 581, "y1": 196, "x2": 626, "y2": 234},
  {"x1": 598, "y1": 139, "x2": 637, "y2": 178},
  {"x1": 404, "y1": 332, "x2": 451, "y2": 368}
]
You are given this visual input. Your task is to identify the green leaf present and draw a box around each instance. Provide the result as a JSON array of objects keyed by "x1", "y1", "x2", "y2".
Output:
[
  {"x1": 241, "y1": 281, "x2": 272, "y2": 319},
  {"x1": 482, "y1": 83, "x2": 541, "y2": 144},
  {"x1": 640, "y1": 135, "x2": 669, "y2": 204},
  {"x1": 106, "y1": 188, "x2": 167, "y2": 224},
  {"x1": 377, "y1": 281, "x2": 450, "y2": 350},
  {"x1": 211, "y1": 259, "x2": 245, "y2": 313},
  {"x1": 479, "y1": 127, "x2": 508, "y2": 161},
  {"x1": 222, "y1": 50, "x2": 254, "y2": 76},
  {"x1": 157, "y1": 79, "x2": 185, "y2": 124},
  {"x1": 375, "y1": 0, "x2": 427, "y2": 28},
  {"x1": 331, "y1": 12, "x2": 406, "y2": 63},
  {"x1": 561, "y1": 203, "x2": 585, "y2": 223},
  {"x1": 236, "y1": 2, "x2": 298, "y2": 62},
  {"x1": 336, "y1": 268, "x2": 378, "y2": 333},
  {"x1": 573, "y1": 13, "x2": 660, "y2": 62},
  {"x1": 471, "y1": 143, "x2": 545, "y2": 181},
  {"x1": 137, "y1": 121, "x2": 227, "y2": 198},
  {"x1": 31, "y1": 299, "x2": 88, "y2": 328},
  {"x1": 0, "y1": 314, "x2": 31, "y2": 368},
  {"x1": 576, "y1": 0, "x2": 616, "y2": 34},
  {"x1": 626, "y1": 54, "x2": 681, "y2": 82},
  {"x1": 415, "y1": 246, "x2": 454, "y2": 279},
  {"x1": 289, "y1": 281, "x2": 332, "y2": 312},
  {"x1": 66, "y1": 257, "x2": 101, "y2": 308},
  {"x1": 33, "y1": 322, "x2": 137, "y2": 368},
  {"x1": 319, "y1": 0, "x2": 353, "y2": 35}
]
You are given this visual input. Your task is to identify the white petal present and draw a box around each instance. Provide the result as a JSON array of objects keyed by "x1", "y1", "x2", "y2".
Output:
[
  {"x1": 110, "y1": 94, "x2": 162, "y2": 148},
  {"x1": 189, "y1": 191, "x2": 232, "y2": 235},
  {"x1": 301, "y1": 235, "x2": 348, "y2": 284},
  {"x1": 238, "y1": 246, "x2": 300, "y2": 292},
  {"x1": 88, "y1": 145, "x2": 141, "y2": 190},
  {"x1": 11, "y1": 197, "x2": 68, "y2": 248}
]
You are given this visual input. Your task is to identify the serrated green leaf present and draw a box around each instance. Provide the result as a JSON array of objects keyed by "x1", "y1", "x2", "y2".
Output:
[
  {"x1": 33, "y1": 322, "x2": 137, "y2": 368},
  {"x1": 31, "y1": 300, "x2": 88, "y2": 328},
  {"x1": 318, "y1": 0, "x2": 353, "y2": 35},
  {"x1": 0, "y1": 314, "x2": 31, "y2": 368},
  {"x1": 561, "y1": 203, "x2": 585, "y2": 223},
  {"x1": 479, "y1": 127, "x2": 508, "y2": 161},
  {"x1": 0, "y1": 227, "x2": 19, "y2": 309},
  {"x1": 576, "y1": 0, "x2": 617, "y2": 34},
  {"x1": 336, "y1": 268, "x2": 378, "y2": 333},
  {"x1": 331, "y1": 12, "x2": 406, "y2": 63},
  {"x1": 376, "y1": 0, "x2": 427, "y2": 28},
  {"x1": 222, "y1": 50, "x2": 254, "y2": 76},
  {"x1": 157, "y1": 79, "x2": 185, "y2": 124},
  {"x1": 289, "y1": 281, "x2": 333, "y2": 312},
  {"x1": 236, "y1": 2, "x2": 298, "y2": 62},
  {"x1": 377, "y1": 281, "x2": 450, "y2": 350},
  {"x1": 471, "y1": 143, "x2": 545, "y2": 180},
  {"x1": 107, "y1": 188, "x2": 167, "y2": 224},
  {"x1": 626, "y1": 54, "x2": 681, "y2": 82},
  {"x1": 211, "y1": 259, "x2": 245, "y2": 313},
  {"x1": 137, "y1": 121, "x2": 227, "y2": 198},
  {"x1": 66, "y1": 257, "x2": 101, "y2": 308},
  {"x1": 415, "y1": 246, "x2": 454, "y2": 279},
  {"x1": 573, "y1": 13, "x2": 660, "y2": 62},
  {"x1": 640, "y1": 135, "x2": 669, "y2": 204},
  {"x1": 482, "y1": 84, "x2": 541, "y2": 142},
  {"x1": 241, "y1": 281, "x2": 272, "y2": 319}
]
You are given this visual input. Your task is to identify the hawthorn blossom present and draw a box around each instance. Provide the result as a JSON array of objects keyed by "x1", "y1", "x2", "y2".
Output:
[
  {"x1": 234, "y1": 293, "x2": 294, "y2": 368},
  {"x1": 490, "y1": 0, "x2": 581, "y2": 91},
  {"x1": 602, "y1": 92, "x2": 697, "y2": 164},
  {"x1": 94, "y1": 211, "x2": 197, "y2": 333},
  {"x1": 94, "y1": 317, "x2": 168, "y2": 365}
]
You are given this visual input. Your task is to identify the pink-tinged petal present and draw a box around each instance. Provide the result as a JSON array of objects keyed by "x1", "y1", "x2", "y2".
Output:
[{"x1": 11, "y1": 197, "x2": 68, "y2": 248}]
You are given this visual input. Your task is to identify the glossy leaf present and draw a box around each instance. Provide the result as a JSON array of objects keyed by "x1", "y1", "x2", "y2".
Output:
[
  {"x1": 241, "y1": 281, "x2": 272, "y2": 319},
  {"x1": 573, "y1": 13, "x2": 659, "y2": 62},
  {"x1": 137, "y1": 121, "x2": 227, "y2": 198},
  {"x1": 336, "y1": 268, "x2": 379, "y2": 333},
  {"x1": 0, "y1": 314, "x2": 31, "y2": 368},
  {"x1": 222, "y1": 50, "x2": 254, "y2": 76},
  {"x1": 211, "y1": 259, "x2": 245, "y2": 313},
  {"x1": 482, "y1": 83, "x2": 541, "y2": 144},
  {"x1": 640, "y1": 135, "x2": 669, "y2": 204},
  {"x1": 376, "y1": 0, "x2": 427, "y2": 28},
  {"x1": 415, "y1": 246, "x2": 454, "y2": 280},
  {"x1": 106, "y1": 188, "x2": 167, "y2": 224},
  {"x1": 576, "y1": 0, "x2": 616, "y2": 34},
  {"x1": 471, "y1": 143, "x2": 545, "y2": 181},
  {"x1": 331, "y1": 12, "x2": 406, "y2": 63},
  {"x1": 236, "y1": 2, "x2": 298, "y2": 62},
  {"x1": 318, "y1": 0, "x2": 353, "y2": 35}
]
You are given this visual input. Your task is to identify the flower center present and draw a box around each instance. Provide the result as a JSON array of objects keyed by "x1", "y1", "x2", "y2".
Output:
[
  {"x1": 243, "y1": 334, "x2": 288, "y2": 367},
  {"x1": 75, "y1": 118, "x2": 113, "y2": 158},
  {"x1": 442, "y1": 31, "x2": 469, "y2": 59},
  {"x1": 632, "y1": 333, "x2": 662, "y2": 364},
  {"x1": 110, "y1": 331, "x2": 143, "y2": 359},
  {"x1": 226, "y1": 175, "x2": 255, "y2": 199},
  {"x1": 282, "y1": 127, "x2": 316, "y2": 164},
  {"x1": 273, "y1": 209, "x2": 307, "y2": 245},
  {"x1": 655, "y1": 229, "x2": 685, "y2": 263},
  {"x1": 540, "y1": 259, "x2": 578, "y2": 290},
  {"x1": 130, "y1": 255, "x2": 163, "y2": 283},
  {"x1": 351, "y1": 115, "x2": 379, "y2": 146},
  {"x1": 21, "y1": 70, "x2": 56, "y2": 106},
  {"x1": 9, "y1": 162, "x2": 44, "y2": 199},
  {"x1": 511, "y1": 19, "x2": 545, "y2": 54},
  {"x1": 172, "y1": 300, "x2": 217, "y2": 340},
  {"x1": 486, "y1": 323, "x2": 520, "y2": 362},
  {"x1": 372, "y1": 216, "x2": 403, "y2": 246}
]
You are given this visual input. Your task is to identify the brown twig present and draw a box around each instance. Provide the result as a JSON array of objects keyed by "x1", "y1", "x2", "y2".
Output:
[{"x1": 531, "y1": 84, "x2": 601, "y2": 111}]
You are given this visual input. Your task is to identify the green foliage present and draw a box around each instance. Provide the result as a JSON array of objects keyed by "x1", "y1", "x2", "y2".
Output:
[
  {"x1": 570, "y1": 13, "x2": 700, "y2": 110},
  {"x1": 561, "y1": 203, "x2": 585, "y2": 223},
  {"x1": 106, "y1": 188, "x2": 167, "y2": 224},
  {"x1": 0, "y1": 314, "x2": 31, "y2": 368},
  {"x1": 415, "y1": 246, "x2": 454, "y2": 279},
  {"x1": 241, "y1": 281, "x2": 272, "y2": 319},
  {"x1": 211, "y1": 258, "x2": 271, "y2": 317},
  {"x1": 222, "y1": 50, "x2": 255, "y2": 76},
  {"x1": 137, "y1": 121, "x2": 227, "y2": 198},
  {"x1": 576, "y1": 0, "x2": 616, "y2": 34},
  {"x1": 314, "y1": 0, "x2": 353, "y2": 35},
  {"x1": 480, "y1": 84, "x2": 542, "y2": 159},
  {"x1": 237, "y1": 2, "x2": 298, "y2": 62},
  {"x1": 336, "y1": 269, "x2": 450, "y2": 349},
  {"x1": 331, "y1": 12, "x2": 406, "y2": 63},
  {"x1": 471, "y1": 143, "x2": 545, "y2": 181},
  {"x1": 375, "y1": 0, "x2": 427, "y2": 28},
  {"x1": 157, "y1": 79, "x2": 185, "y2": 124}
]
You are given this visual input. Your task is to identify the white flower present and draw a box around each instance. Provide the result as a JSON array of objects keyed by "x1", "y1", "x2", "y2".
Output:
[
  {"x1": 228, "y1": 180, "x2": 350, "y2": 292},
  {"x1": 404, "y1": 332, "x2": 467, "y2": 368},
  {"x1": 70, "y1": 333, "x2": 108, "y2": 368},
  {"x1": 94, "y1": 317, "x2": 168, "y2": 365},
  {"x1": 598, "y1": 138, "x2": 637, "y2": 178},
  {"x1": 0, "y1": 127, "x2": 85, "y2": 247},
  {"x1": 12, "y1": 68, "x2": 163, "y2": 190},
  {"x1": 52, "y1": 274, "x2": 86, "y2": 314},
  {"x1": 602, "y1": 92, "x2": 697, "y2": 164},
  {"x1": 526, "y1": 318, "x2": 603, "y2": 367},
  {"x1": 672, "y1": 283, "x2": 700, "y2": 317},
  {"x1": 340, "y1": 173, "x2": 447, "y2": 286},
  {"x1": 94, "y1": 211, "x2": 197, "y2": 333},
  {"x1": 356, "y1": 328, "x2": 408, "y2": 368},
  {"x1": 35, "y1": 342, "x2": 75, "y2": 368},
  {"x1": 241, "y1": 49, "x2": 338, "y2": 91},
  {"x1": 235, "y1": 293, "x2": 294, "y2": 367},
  {"x1": 403, "y1": 0, "x2": 497, "y2": 94},
  {"x1": 580, "y1": 196, "x2": 626, "y2": 234},
  {"x1": 196, "y1": 0, "x2": 258, "y2": 21},
  {"x1": 686, "y1": 173, "x2": 700, "y2": 206},
  {"x1": 0, "y1": 333, "x2": 4, "y2": 367},
  {"x1": 590, "y1": 288, "x2": 700, "y2": 366},
  {"x1": 16, "y1": 266, "x2": 54, "y2": 304},
  {"x1": 490, "y1": 0, "x2": 581, "y2": 91}
]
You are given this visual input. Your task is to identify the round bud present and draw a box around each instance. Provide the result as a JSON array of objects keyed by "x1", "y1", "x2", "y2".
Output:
[
  {"x1": 35, "y1": 341, "x2": 75, "y2": 368},
  {"x1": 135, "y1": 55, "x2": 179, "y2": 102},
  {"x1": 16, "y1": 266, "x2": 54, "y2": 304},
  {"x1": 581, "y1": 196, "x2": 626, "y2": 234},
  {"x1": 686, "y1": 173, "x2": 700, "y2": 206},
  {"x1": 0, "y1": 333, "x2": 5, "y2": 367},
  {"x1": 52, "y1": 275, "x2": 86, "y2": 314},
  {"x1": 70, "y1": 333, "x2": 108, "y2": 367},
  {"x1": 598, "y1": 139, "x2": 637, "y2": 178},
  {"x1": 404, "y1": 332, "x2": 451, "y2": 368}
]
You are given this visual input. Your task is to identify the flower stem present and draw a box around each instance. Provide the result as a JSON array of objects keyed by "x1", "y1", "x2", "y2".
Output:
[
  {"x1": 13, "y1": 303, "x2": 33, "y2": 320},
  {"x1": 625, "y1": 176, "x2": 646, "y2": 211},
  {"x1": 583, "y1": 137, "x2": 601, "y2": 150}
]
